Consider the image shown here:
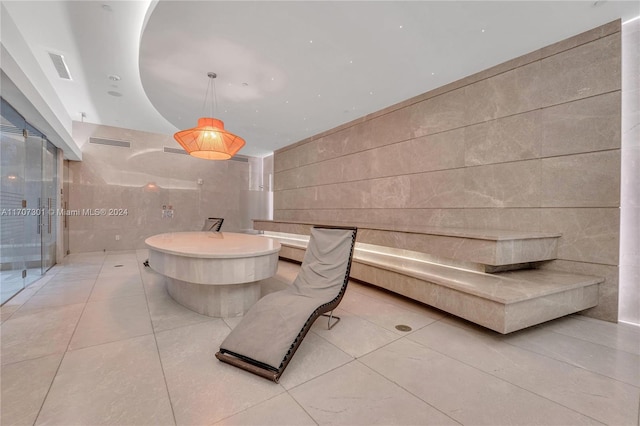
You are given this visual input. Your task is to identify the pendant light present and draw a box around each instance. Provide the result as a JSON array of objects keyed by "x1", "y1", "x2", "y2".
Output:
[{"x1": 173, "y1": 72, "x2": 245, "y2": 160}]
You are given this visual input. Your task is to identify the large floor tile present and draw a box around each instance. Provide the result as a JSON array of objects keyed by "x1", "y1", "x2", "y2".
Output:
[
  {"x1": 156, "y1": 320, "x2": 283, "y2": 425},
  {"x1": 339, "y1": 288, "x2": 441, "y2": 334},
  {"x1": 361, "y1": 338, "x2": 602, "y2": 425},
  {"x1": 278, "y1": 330, "x2": 353, "y2": 390},
  {"x1": 409, "y1": 321, "x2": 639, "y2": 426},
  {"x1": 69, "y1": 294, "x2": 152, "y2": 350},
  {"x1": 1, "y1": 303, "x2": 84, "y2": 365},
  {"x1": 35, "y1": 335, "x2": 174, "y2": 426},
  {"x1": 147, "y1": 289, "x2": 214, "y2": 333},
  {"x1": 14, "y1": 280, "x2": 94, "y2": 315},
  {"x1": 0, "y1": 287, "x2": 38, "y2": 322},
  {"x1": 290, "y1": 360, "x2": 457, "y2": 425},
  {"x1": 1, "y1": 304, "x2": 21, "y2": 323},
  {"x1": 49, "y1": 264, "x2": 102, "y2": 278},
  {"x1": 89, "y1": 274, "x2": 145, "y2": 301},
  {"x1": 310, "y1": 308, "x2": 400, "y2": 358},
  {"x1": 0, "y1": 353, "x2": 63, "y2": 426},
  {"x1": 37, "y1": 278, "x2": 96, "y2": 291},
  {"x1": 544, "y1": 315, "x2": 640, "y2": 355},
  {"x1": 213, "y1": 392, "x2": 316, "y2": 426},
  {"x1": 504, "y1": 325, "x2": 640, "y2": 387}
]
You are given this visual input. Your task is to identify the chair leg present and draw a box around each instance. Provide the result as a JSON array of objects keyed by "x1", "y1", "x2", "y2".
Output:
[{"x1": 321, "y1": 311, "x2": 340, "y2": 330}]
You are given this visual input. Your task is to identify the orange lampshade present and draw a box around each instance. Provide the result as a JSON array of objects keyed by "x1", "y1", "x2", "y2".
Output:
[{"x1": 173, "y1": 117, "x2": 246, "y2": 160}]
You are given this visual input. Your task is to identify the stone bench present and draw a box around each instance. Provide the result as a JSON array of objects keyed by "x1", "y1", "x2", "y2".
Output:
[{"x1": 253, "y1": 220, "x2": 602, "y2": 334}]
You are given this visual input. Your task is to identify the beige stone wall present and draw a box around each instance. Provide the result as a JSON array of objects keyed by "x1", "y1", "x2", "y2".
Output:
[
  {"x1": 273, "y1": 21, "x2": 621, "y2": 321},
  {"x1": 68, "y1": 122, "x2": 250, "y2": 253}
]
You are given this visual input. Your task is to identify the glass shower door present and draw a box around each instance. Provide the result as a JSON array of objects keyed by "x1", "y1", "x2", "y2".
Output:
[
  {"x1": 41, "y1": 140, "x2": 57, "y2": 272},
  {"x1": 0, "y1": 102, "x2": 28, "y2": 303},
  {"x1": 23, "y1": 124, "x2": 43, "y2": 284}
]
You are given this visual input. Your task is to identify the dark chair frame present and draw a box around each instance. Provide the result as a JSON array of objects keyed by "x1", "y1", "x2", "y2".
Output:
[
  {"x1": 202, "y1": 217, "x2": 224, "y2": 232},
  {"x1": 215, "y1": 225, "x2": 357, "y2": 383}
]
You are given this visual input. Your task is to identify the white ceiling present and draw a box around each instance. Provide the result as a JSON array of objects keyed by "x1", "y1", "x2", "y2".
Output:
[{"x1": 3, "y1": 1, "x2": 639, "y2": 157}]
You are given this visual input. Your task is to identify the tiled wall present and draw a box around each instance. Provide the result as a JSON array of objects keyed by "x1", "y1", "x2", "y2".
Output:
[
  {"x1": 68, "y1": 122, "x2": 250, "y2": 253},
  {"x1": 272, "y1": 21, "x2": 622, "y2": 322}
]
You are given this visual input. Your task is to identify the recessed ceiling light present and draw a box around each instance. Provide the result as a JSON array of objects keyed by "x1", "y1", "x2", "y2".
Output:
[
  {"x1": 481, "y1": 29, "x2": 486, "y2": 33},
  {"x1": 369, "y1": 91, "x2": 374, "y2": 95},
  {"x1": 107, "y1": 91, "x2": 122, "y2": 97},
  {"x1": 108, "y1": 74, "x2": 121, "y2": 81},
  {"x1": 399, "y1": 25, "x2": 403, "y2": 29},
  {"x1": 431, "y1": 72, "x2": 435, "y2": 76}
]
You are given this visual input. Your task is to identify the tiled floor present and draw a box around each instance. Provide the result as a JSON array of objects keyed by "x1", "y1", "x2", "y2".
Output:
[{"x1": 1, "y1": 250, "x2": 639, "y2": 426}]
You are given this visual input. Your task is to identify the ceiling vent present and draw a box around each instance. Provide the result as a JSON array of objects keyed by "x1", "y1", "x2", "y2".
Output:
[
  {"x1": 89, "y1": 137, "x2": 130, "y2": 148},
  {"x1": 48, "y1": 52, "x2": 72, "y2": 80},
  {"x1": 230, "y1": 155, "x2": 249, "y2": 163},
  {"x1": 164, "y1": 147, "x2": 188, "y2": 155}
]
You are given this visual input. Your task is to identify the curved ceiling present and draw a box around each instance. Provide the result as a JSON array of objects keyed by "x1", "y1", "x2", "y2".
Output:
[{"x1": 4, "y1": 1, "x2": 640, "y2": 157}]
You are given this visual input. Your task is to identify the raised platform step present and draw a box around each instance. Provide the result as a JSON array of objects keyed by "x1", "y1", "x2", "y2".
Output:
[
  {"x1": 253, "y1": 220, "x2": 561, "y2": 271},
  {"x1": 264, "y1": 233, "x2": 601, "y2": 334}
]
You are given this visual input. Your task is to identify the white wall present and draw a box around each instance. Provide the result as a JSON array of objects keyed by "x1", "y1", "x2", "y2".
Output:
[{"x1": 619, "y1": 17, "x2": 640, "y2": 325}]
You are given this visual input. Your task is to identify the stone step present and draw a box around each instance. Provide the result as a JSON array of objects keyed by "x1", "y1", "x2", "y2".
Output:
[
  {"x1": 253, "y1": 220, "x2": 561, "y2": 270},
  {"x1": 262, "y1": 234, "x2": 601, "y2": 334}
]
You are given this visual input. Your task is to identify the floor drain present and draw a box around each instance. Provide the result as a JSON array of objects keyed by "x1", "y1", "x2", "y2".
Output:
[
  {"x1": 395, "y1": 324, "x2": 412, "y2": 332},
  {"x1": 114, "y1": 265, "x2": 124, "y2": 268}
]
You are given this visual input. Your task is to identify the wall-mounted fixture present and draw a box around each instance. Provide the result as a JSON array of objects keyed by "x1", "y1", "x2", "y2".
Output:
[{"x1": 173, "y1": 72, "x2": 245, "y2": 160}]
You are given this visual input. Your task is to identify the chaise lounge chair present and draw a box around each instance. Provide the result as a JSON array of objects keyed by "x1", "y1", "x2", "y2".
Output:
[{"x1": 215, "y1": 225, "x2": 357, "y2": 382}]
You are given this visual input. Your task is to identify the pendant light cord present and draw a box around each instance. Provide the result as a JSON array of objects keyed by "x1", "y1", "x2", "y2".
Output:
[{"x1": 200, "y1": 72, "x2": 218, "y2": 118}]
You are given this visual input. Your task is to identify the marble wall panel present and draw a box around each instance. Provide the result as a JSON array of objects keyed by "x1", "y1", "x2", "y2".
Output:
[
  {"x1": 464, "y1": 160, "x2": 541, "y2": 208},
  {"x1": 539, "y1": 208, "x2": 619, "y2": 265},
  {"x1": 539, "y1": 33, "x2": 621, "y2": 107},
  {"x1": 406, "y1": 129, "x2": 466, "y2": 173},
  {"x1": 315, "y1": 128, "x2": 352, "y2": 163},
  {"x1": 538, "y1": 20, "x2": 620, "y2": 58},
  {"x1": 464, "y1": 208, "x2": 542, "y2": 232},
  {"x1": 274, "y1": 146, "x2": 299, "y2": 173},
  {"x1": 410, "y1": 87, "x2": 467, "y2": 137},
  {"x1": 541, "y1": 92, "x2": 621, "y2": 157},
  {"x1": 540, "y1": 151, "x2": 620, "y2": 207},
  {"x1": 364, "y1": 107, "x2": 415, "y2": 150},
  {"x1": 463, "y1": 61, "x2": 541, "y2": 126},
  {"x1": 272, "y1": 23, "x2": 622, "y2": 322},
  {"x1": 408, "y1": 169, "x2": 465, "y2": 208},
  {"x1": 315, "y1": 180, "x2": 372, "y2": 210},
  {"x1": 272, "y1": 208, "x2": 466, "y2": 229},
  {"x1": 464, "y1": 110, "x2": 541, "y2": 166}
]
